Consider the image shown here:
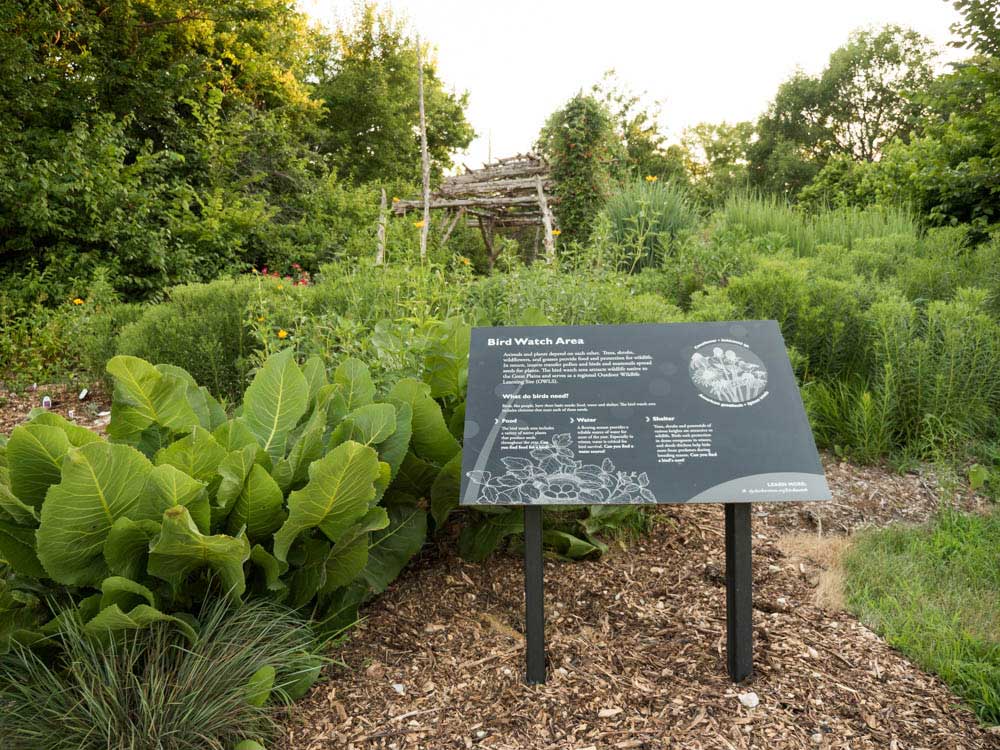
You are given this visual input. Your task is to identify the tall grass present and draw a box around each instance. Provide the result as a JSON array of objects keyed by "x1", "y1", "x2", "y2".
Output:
[
  {"x1": 845, "y1": 510, "x2": 1000, "y2": 724},
  {"x1": 719, "y1": 193, "x2": 919, "y2": 256},
  {"x1": 597, "y1": 180, "x2": 700, "y2": 271},
  {"x1": 0, "y1": 599, "x2": 322, "y2": 750}
]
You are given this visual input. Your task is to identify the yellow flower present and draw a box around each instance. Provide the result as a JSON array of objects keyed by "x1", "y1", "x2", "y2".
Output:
[
  {"x1": 392, "y1": 196, "x2": 400, "y2": 203},
  {"x1": 277, "y1": 329, "x2": 289, "y2": 339},
  {"x1": 276, "y1": 284, "x2": 283, "y2": 290},
  {"x1": 72, "y1": 298, "x2": 84, "y2": 305},
  {"x1": 551, "y1": 228, "x2": 561, "y2": 236},
  {"x1": 645, "y1": 175, "x2": 658, "y2": 182},
  {"x1": 257, "y1": 316, "x2": 265, "y2": 322},
  {"x1": 459, "y1": 256, "x2": 471, "y2": 266},
  {"x1": 414, "y1": 220, "x2": 426, "y2": 228}
]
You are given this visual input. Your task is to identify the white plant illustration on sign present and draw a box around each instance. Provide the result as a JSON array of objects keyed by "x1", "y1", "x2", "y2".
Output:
[
  {"x1": 689, "y1": 346, "x2": 768, "y2": 404},
  {"x1": 467, "y1": 433, "x2": 656, "y2": 505}
]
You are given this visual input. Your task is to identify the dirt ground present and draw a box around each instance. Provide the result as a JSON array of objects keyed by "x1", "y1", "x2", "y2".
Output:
[
  {"x1": 0, "y1": 382, "x2": 111, "y2": 436},
  {"x1": 281, "y1": 457, "x2": 998, "y2": 750}
]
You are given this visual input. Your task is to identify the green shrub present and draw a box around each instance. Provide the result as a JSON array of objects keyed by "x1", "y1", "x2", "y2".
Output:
[
  {"x1": 116, "y1": 277, "x2": 263, "y2": 402},
  {"x1": 0, "y1": 599, "x2": 319, "y2": 750},
  {"x1": 725, "y1": 257, "x2": 874, "y2": 379},
  {"x1": 868, "y1": 288, "x2": 1000, "y2": 454},
  {"x1": 803, "y1": 377, "x2": 897, "y2": 462},
  {"x1": 596, "y1": 180, "x2": 700, "y2": 271}
]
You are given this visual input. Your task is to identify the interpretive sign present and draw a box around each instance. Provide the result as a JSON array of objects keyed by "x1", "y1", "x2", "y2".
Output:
[
  {"x1": 458, "y1": 322, "x2": 831, "y2": 686},
  {"x1": 460, "y1": 321, "x2": 830, "y2": 506}
]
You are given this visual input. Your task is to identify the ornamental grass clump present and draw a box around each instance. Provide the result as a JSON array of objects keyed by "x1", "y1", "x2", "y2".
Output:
[
  {"x1": 0, "y1": 599, "x2": 319, "y2": 750},
  {"x1": 599, "y1": 180, "x2": 699, "y2": 272}
]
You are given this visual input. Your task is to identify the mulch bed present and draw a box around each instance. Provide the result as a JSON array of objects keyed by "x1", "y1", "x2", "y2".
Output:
[
  {"x1": 0, "y1": 382, "x2": 111, "y2": 436},
  {"x1": 282, "y1": 457, "x2": 998, "y2": 750}
]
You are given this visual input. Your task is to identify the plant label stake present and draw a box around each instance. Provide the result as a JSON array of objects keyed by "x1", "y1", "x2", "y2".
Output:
[{"x1": 459, "y1": 322, "x2": 831, "y2": 686}]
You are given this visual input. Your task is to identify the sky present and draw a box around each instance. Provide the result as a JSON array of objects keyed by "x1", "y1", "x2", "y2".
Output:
[{"x1": 300, "y1": 0, "x2": 964, "y2": 168}]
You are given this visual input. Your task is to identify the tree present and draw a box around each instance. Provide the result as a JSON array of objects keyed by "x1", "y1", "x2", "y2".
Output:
[
  {"x1": 314, "y1": 3, "x2": 474, "y2": 185},
  {"x1": 682, "y1": 121, "x2": 754, "y2": 205},
  {"x1": 537, "y1": 94, "x2": 624, "y2": 242},
  {"x1": 872, "y1": 2, "x2": 1000, "y2": 228},
  {"x1": 0, "y1": 0, "x2": 352, "y2": 299},
  {"x1": 749, "y1": 26, "x2": 937, "y2": 196},
  {"x1": 591, "y1": 71, "x2": 687, "y2": 184}
]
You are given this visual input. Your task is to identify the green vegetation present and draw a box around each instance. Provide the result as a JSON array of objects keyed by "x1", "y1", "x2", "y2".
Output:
[
  {"x1": 0, "y1": 599, "x2": 319, "y2": 750},
  {"x1": 844, "y1": 510, "x2": 1000, "y2": 724},
  {"x1": 2, "y1": 0, "x2": 1000, "y2": 742}
]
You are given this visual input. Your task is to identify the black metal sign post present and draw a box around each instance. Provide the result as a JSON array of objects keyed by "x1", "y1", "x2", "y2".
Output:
[
  {"x1": 523, "y1": 506, "x2": 546, "y2": 684},
  {"x1": 725, "y1": 502, "x2": 754, "y2": 682}
]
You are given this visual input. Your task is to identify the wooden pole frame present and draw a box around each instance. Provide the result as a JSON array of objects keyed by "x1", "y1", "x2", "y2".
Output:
[{"x1": 417, "y1": 35, "x2": 430, "y2": 263}]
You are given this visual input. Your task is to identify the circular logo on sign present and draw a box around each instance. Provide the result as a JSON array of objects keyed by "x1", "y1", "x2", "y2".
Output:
[{"x1": 689, "y1": 342, "x2": 768, "y2": 406}]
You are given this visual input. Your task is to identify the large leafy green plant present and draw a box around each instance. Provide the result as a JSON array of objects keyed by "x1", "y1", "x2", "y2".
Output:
[{"x1": 0, "y1": 348, "x2": 456, "y2": 661}]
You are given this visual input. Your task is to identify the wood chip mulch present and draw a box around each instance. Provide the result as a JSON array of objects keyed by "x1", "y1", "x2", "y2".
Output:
[
  {"x1": 0, "y1": 382, "x2": 111, "y2": 436},
  {"x1": 282, "y1": 458, "x2": 998, "y2": 750}
]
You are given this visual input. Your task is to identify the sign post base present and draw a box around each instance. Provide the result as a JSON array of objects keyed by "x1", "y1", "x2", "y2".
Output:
[
  {"x1": 725, "y1": 502, "x2": 754, "y2": 682},
  {"x1": 523, "y1": 506, "x2": 546, "y2": 684}
]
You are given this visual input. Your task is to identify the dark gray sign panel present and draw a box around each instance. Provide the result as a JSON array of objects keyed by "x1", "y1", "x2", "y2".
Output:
[{"x1": 460, "y1": 321, "x2": 831, "y2": 505}]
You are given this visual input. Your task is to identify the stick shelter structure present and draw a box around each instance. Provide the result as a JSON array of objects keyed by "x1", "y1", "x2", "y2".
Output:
[{"x1": 392, "y1": 154, "x2": 558, "y2": 266}]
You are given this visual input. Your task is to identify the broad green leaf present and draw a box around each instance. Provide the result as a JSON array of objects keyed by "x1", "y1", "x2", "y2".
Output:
[
  {"x1": 6, "y1": 423, "x2": 72, "y2": 507},
  {"x1": 243, "y1": 348, "x2": 309, "y2": 463},
  {"x1": 286, "y1": 408, "x2": 328, "y2": 488},
  {"x1": 317, "y1": 384, "x2": 349, "y2": 432},
  {"x1": 314, "y1": 584, "x2": 365, "y2": 641},
  {"x1": 212, "y1": 419, "x2": 261, "y2": 453},
  {"x1": 0, "y1": 588, "x2": 45, "y2": 655},
  {"x1": 331, "y1": 404, "x2": 396, "y2": 448},
  {"x1": 287, "y1": 537, "x2": 330, "y2": 608},
  {"x1": 0, "y1": 477, "x2": 38, "y2": 526},
  {"x1": 283, "y1": 652, "x2": 326, "y2": 700},
  {"x1": 423, "y1": 318, "x2": 470, "y2": 399},
  {"x1": 106, "y1": 356, "x2": 199, "y2": 441},
  {"x1": 393, "y1": 452, "x2": 439, "y2": 498},
  {"x1": 148, "y1": 506, "x2": 250, "y2": 603},
  {"x1": 430, "y1": 453, "x2": 462, "y2": 527},
  {"x1": 99, "y1": 576, "x2": 156, "y2": 611},
  {"x1": 270, "y1": 458, "x2": 294, "y2": 495},
  {"x1": 543, "y1": 530, "x2": 603, "y2": 559},
  {"x1": 302, "y1": 356, "x2": 327, "y2": 404},
  {"x1": 334, "y1": 358, "x2": 375, "y2": 412},
  {"x1": 234, "y1": 742, "x2": 267, "y2": 750},
  {"x1": 361, "y1": 505, "x2": 426, "y2": 595},
  {"x1": 321, "y1": 507, "x2": 389, "y2": 593},
  {"x1": 377, "y1": 402, "x2": 412, "y2": 480},
  {"x1": 388, "y1": 379, "x2": 460, "y2": 465},
  {"x1": 28, "y1": 411, "x2": 101, "y2": 447},
  {"x1": 273, "y1": 441, "x2": 380, "y2": 562},
  {"x1": 104, "y1": 518, "x2": 161, "y2": 580},
  {"x1": 141, "y1": 464, "x2": 210, "y2": 534},
  {"x1": 215, "y1": 444, "x2": 268, "y2": 522},
  {"x1": 249, "y1": 545, "x2": 288, "y2": 596},
  {"x1": 37, "y1": 442, "x2": 153, "y2": 585},
  {"x1": 247, "y1": 665, "x2": 276, "y2": 707},
  {"x1": 447, "y1": 401, "x2": 466, "y2": 440},
  {"x1": 0, "y1": 521, "x2": 45, "y2": 578},
  {"x1": 85, "y1": 603, "x2": 196, "y2": 643},
  {"x1": 458, "y1": 510, "x2": 524, "y2": 562},
  {"x1": 226, "y1": 464, "x2": 285, "y2": 542},
  {"x1": 155, "y1": 426, "x2": 226, "y2": 485}
]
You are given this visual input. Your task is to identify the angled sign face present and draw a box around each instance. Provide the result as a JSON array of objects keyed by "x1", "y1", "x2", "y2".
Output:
[{"x1": 460, "y1": 321, "x2": 831, "y2": 506}]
